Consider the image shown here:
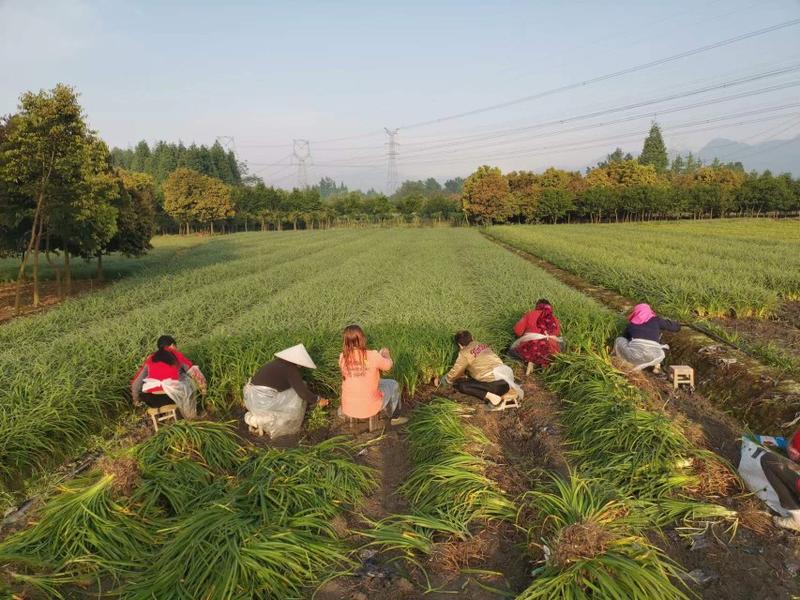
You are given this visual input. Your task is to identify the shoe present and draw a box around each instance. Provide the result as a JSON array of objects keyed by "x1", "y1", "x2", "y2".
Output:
[
  {"x1": 484, "y1": 402, "x2": 506, "y2": 412},
  {"x1": 774, "y1": 515, "x2": 800, "y2": 532},
  {"x1": 390, "y1": 416, "x2": 409, "y2": 426},
  {"x1": 485, "y1": 392, "x2": 503, "y2": 406}
]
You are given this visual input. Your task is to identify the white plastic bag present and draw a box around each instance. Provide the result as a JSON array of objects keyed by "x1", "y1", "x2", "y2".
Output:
[
  {"x1": 738, "y1": 437, "x2": 790, "y2": 517},
  {"x1": 159, "y1": 377, "x2": 198, "y2": 420},
  {"x1": 243, "y1": 381, "x2": 306, "y2": 438}
]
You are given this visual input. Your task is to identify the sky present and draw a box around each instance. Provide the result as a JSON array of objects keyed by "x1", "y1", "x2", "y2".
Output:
[{"x1": 2, "y1": 0, "x2": 799, "y2": 191}]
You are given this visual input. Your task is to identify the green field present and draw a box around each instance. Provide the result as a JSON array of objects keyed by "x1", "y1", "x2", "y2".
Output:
[
  {"x1": 0, "y1": 226, "x2": 768, "y2": 598},
  {"x1": 0, "y1": 228, "x2": 617, "y2": 499},
  {"x1": 488, "y1": 218, "x2": 800, "y2": 319}
]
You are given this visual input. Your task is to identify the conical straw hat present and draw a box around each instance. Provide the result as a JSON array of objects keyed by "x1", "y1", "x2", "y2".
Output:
[{"x1": 275, "y1": 344, "x2": 317, "y2": 369}]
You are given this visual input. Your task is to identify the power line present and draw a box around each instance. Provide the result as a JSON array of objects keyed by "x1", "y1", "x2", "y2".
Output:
[
  {"x1": 395, "y1": 75, "x2": 800, "y2": 160},
  {"x1": 398, "y1": 17, "x2": 800, "y2": 129},
  {"x1": 391, "y1": 112, "x2": 800, "y2": 167}
]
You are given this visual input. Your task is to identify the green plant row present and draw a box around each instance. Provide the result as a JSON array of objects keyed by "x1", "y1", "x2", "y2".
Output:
[
  {"x1": 0, "y1": 422, "x2": 376, "y2": 599},
  {"x1": 488, "y1": 218, "x2": 800, "y2": 318},
  {"x1": 0, "y1": 227, "x2": 618, "y2": 507},
  {"x1": 512, "y1": 351, "x2": 736, "y2": 598},
  {"x1": 362, "y1": 399, "x2": 514, "y2": 561}
]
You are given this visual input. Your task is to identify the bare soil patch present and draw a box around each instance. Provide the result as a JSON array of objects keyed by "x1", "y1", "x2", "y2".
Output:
[{"x1": 0, "y1": 279, "x2": 107, "y2": 324}]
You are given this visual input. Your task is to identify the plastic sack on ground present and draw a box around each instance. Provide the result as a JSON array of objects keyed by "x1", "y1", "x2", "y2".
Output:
[
  {"x1": 738, "y1": 437, "x2": 790, "y2": 517},
  {"x1": 613, "y1": 337, "x2": 668, "y2": 371},
  {"x1": 243, "y1": 381, "x2": 306, "y2": 438}
]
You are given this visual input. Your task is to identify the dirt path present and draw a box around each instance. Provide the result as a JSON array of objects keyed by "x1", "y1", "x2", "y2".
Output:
[
  {"x1": 484, "y1": 233, "x2": 800, "y2": 434},
  {"x1": 316, "y1": 384, "x2": 555, "y2": 600}
]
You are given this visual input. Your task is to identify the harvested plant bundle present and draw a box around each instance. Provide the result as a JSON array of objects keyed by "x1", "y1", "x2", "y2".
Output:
[
  {"x1": 542, "y1": 351, "x2": 736, "y2": 524},
  {"x1": 122, "y1": 505, "x2": 349, "y2": 600},
  {"x1": 234, "y1": 436, "x2": 377, "y2": 520},
  {"x1": 134, "y1": 420, "x2": 244, "y2": 474},
  {"x1": 518, "y1": 473, "x2": 690, "y2": 600},
  {"x1": 0, "y1": 475, "x2": 154, "y2": 583}
]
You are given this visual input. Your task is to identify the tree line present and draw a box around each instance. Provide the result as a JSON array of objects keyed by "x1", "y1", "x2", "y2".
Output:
[
  {"x1": 1, "y1": 84, "x2": 156, "y2": 311},
  {"x1": 3, "y1": 85, "x2": 798, "y2": 313},
  {"x1": 460, "y1": 124, "x2": 800, "y2": 224}
]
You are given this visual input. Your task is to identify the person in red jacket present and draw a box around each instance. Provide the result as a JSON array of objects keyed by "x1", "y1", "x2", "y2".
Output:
[
  {"x1": 509, "y1": 299, "x2": 563, "y2": 367},
  {"x1": 131, "y1": 335, "x2": 206, "y2": 418}
]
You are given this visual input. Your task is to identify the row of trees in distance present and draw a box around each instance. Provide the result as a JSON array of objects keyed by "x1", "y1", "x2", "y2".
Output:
[{"x1": 461, "y1": 124, "x2": 800, "y2": 224}]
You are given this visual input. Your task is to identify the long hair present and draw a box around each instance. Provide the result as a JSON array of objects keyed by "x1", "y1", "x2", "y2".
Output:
[
  {"x1": 152, "y1": 348, "x2": 177, "y2": 366},
  {"x1": 341, "y1": 324, "x2": 367, "y2": 375}
]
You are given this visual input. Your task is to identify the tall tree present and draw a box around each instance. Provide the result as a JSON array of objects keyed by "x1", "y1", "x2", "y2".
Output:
[
  {"x1": 639, "y1": 122, "x2": 668, "y2": 173},
  {"x1": 163, "y1": 167, "x2": 233, "y2": 233},
  {"x1": 0, "y1": 84, "x2": 88, "y2": 310},
  {"x1": 461, "y1": 165, "x2": 511, "y2": 224}
]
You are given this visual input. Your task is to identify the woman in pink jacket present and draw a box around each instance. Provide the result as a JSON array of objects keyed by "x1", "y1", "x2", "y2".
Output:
[{"x1": 339, "y1": 324, "x2": 407, "y2": 425}]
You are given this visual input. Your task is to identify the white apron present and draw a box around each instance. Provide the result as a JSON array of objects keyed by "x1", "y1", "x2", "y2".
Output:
[{"x1": 243, "y1": 381, "x2": 306, "y2": 438}]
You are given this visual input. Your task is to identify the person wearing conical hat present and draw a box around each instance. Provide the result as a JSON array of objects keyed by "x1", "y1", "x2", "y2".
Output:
[{"x1": 243, "y1": 344, "x2": 328, "y2": 438}]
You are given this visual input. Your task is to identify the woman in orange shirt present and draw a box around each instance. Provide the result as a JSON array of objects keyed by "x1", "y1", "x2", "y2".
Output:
[{"x1": 339, "y1": 324, "x2": 407, "y2": 426}]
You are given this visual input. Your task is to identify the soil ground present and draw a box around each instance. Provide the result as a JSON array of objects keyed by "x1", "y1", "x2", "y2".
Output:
[
  {"x1": 315, "y1": 378, "x2": 566, "y2": 599},
  {"x1": 711, "y1": 302, "x2": 800, "y2": 370},
  {"x1": 0, "y1": 278, "x2": 107, "y2": 324}
]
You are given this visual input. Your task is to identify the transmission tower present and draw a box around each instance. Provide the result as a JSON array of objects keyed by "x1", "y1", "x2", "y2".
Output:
[
  {"x1": 293, "y1": 139, "x2": 311, "y2": 189},
  {"x1": 215, "y1": 136, "x2": 236, "y2": 153},
  {"x1": 385, "y1": 127, "x2": 399, "y2": 195}
]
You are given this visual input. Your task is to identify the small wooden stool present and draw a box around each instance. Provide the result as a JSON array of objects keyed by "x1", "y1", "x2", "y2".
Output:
[
  {"x1": 669, "y1": 365, "x2": 695, "y2": 390},
  {"x1": 147, "y1": 404, "x2": 178, "y2": 431},
  {"x1": 348, "y1": 414, "x2": 379, "y2": 433},
  {"x1": 502, "y1": 393, "x2": 521, "y2": 409}
]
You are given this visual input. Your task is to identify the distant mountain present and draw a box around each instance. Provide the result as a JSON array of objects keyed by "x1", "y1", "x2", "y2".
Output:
[{"x1": 698, "y1": 135, "x2": 800, "y2": 175}]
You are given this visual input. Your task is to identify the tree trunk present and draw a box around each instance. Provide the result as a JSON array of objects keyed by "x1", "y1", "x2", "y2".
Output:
[
  {"x1": 32, "y1": 233, "x2": 41, "y2": 308},
  {"x1": 210, "y1": 221, "x2": 215, "y2": 234},
  {"x1": 96, "y1": 253, "x2": 104, "y2": 281},
  {"x1": 64, "y1": 250, "x2": 71, "y2": 297},
  {"x1": 15, "y1": 205, "x2": 43, "y2": 313}
]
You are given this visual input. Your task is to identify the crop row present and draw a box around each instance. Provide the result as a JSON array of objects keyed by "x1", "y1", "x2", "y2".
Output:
[
  {"x1": 488, "y1": 218, "x2": 800, "y2": 318},
  {"x1": 0, "y1": 228, "x2": 617, "y2": 504},
  {"x1": 0, "y1": 422, "x2": 375, "y2": 598}
]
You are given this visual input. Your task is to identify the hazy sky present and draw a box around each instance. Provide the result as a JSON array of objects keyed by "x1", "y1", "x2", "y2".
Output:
[{"x1": 2, "y1": 0, "x2": 799, "y2": 190}]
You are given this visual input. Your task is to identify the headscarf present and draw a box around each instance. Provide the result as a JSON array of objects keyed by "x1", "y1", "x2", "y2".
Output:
[
  {"x1": 535, "y1": 301, "x2": 559, "y2": 335},
  {"x1": 629, "y1": 303, "x2": 657, "y2": 325}
]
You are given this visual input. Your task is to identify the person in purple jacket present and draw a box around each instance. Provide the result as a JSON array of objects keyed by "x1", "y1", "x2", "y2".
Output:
[{"x1": 613, "y1": 303, "x2": 680, "y2": 372}]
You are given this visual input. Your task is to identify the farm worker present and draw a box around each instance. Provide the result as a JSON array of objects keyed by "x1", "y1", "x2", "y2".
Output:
[
  {"x1": 509, "y1": 298, "x2": 563, "y2": 367},
  {"x1": 243, "y1": 344, "x2": 328, "y2": 438},
  {"x1": 131, "y1": 335, "x2": 206, "y2": 420},
  {"x1": 339, "y1": 324, "x2": 407, "y2": 426},
  {"x1": 738, "y1": 431, "x2": 800, "y2": 531},
  {"x1": 442, "y1": 330, "x2": 523, "y2": 410},
  {"x1": 612, "y1": 303, "x2": 680, "y2": 372}
]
